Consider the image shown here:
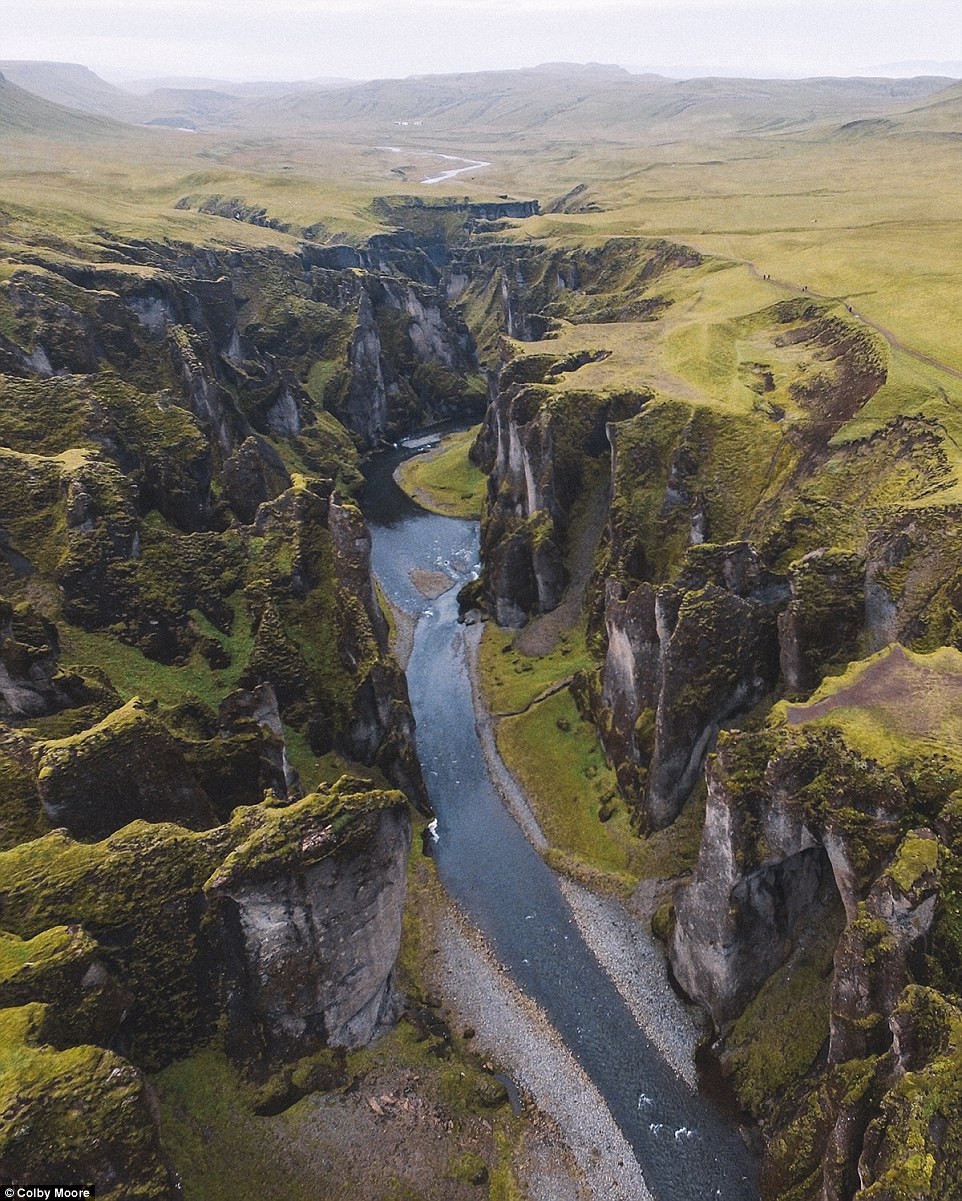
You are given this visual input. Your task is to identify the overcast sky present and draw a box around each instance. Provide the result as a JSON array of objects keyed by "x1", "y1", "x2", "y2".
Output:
[{"x1": 3, "y1": 0, "x2": 961, "y2": 82}]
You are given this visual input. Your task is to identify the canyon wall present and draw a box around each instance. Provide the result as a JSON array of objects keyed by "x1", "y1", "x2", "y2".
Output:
[
  {"x1": 460, "y1": 235, "x2": 962, "y2": 1199},
  {"x1": 0, "y1": 223, "x2": 477, "y2": 1194}
]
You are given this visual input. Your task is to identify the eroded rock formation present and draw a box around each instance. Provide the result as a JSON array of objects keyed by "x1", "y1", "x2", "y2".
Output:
[
  {"x1": 0, "y1": 220, "x2": 455, "y2": 1195},
  {"x1": 0, "y1": 783, "x2": 412, "y2": 1195}
]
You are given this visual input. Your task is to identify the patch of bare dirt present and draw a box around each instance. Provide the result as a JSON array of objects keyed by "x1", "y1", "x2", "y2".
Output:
[{"x1": 786, "y1": 644, "x2": 962, "y2": 737}]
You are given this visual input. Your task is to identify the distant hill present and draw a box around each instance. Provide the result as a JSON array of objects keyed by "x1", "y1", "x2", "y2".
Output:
[
  {"x1": 0, "y1": 60, "x2": 250, "y2": 130},
  {"x1": 246, "y1": 64, "x2": 954, "y2": 143},
  {"x1": 832, "y1": 78, "x2": 962, "y2": 140},
  {"x1": 0, "y1": 60, "x2": 133, "y2": 120},
  {"x1": 0, "y1": 69, "x2": 131, "y2": 141},
  {"x1": 2, "y1": 59, "x2": 955, "y2": 146},
  {"x1": 120, "y1": 75, "x2": 357, "y2": 97},
  {"x1": 898, "y1": 77, "x2": 962, "y2": 130},
  {"x1": 133, "y1": 87, "x2": 243, "y2": 131}
]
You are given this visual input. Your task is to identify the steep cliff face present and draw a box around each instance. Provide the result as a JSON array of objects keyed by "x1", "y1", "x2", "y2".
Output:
[
  {"x1": 469, "y1": 345, "x2": 642, "y2": 625},
  {"x1": 0, "y1": 230, "x2": 483, "y2": 473},
  {"x1": 0, "y1": 785, "x2": 412, "y2": 1195},
  {"x1": 600, "y1": 542, "x2": 788, "y2": 829},
  {"x1": 669, "y1": 726, "x2": 905, "y2": 1026},
  {"x1": 210, "y1": 792, "x2": 411, "y2": 1059},
  {"x1": 322, "y1": 269, "x2": 482, "y2": 446},
  {"x1": 0, "y1": 221, "x2": 444, "y2": 1195},
  {"x1": 665, "y1": 647, "x2": 962, "y2": 1199},
  {"x1": 450, "y1": 237, "x2": 701, "y2": 361}
]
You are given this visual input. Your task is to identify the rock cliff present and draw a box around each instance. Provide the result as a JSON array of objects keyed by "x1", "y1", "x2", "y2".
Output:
[
  {"x1": 663, "y1": 648, "x2": 962, "y2": 1198},
  {"x1": 458, "y1": 232, "x2": 962, "y2": 1198},
  {"x1": 0, "y1": 219, "x2": 449, "y2": 1195},
  {"x1": 0, "y1": 783, "x2": 412, "y2": 1195}
]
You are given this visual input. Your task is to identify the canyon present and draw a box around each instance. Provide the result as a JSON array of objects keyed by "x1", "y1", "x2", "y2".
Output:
[{"x1": 1, "y1": 70, "x2": 962, "y2": 1196}]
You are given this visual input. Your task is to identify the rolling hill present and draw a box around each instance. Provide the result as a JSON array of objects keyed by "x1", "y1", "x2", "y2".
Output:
[
  {"x1": 0, "y1": 69, "x2": 132, "y2": 141},
  {"x1": 244, "y1": 64, "x2": 955, "y2": 143},
  {"x1": 2, "y1": 59, "x2": 955, "y2": 147},
  {"x1": 0, "y1": 60, "x2": 137, "y2": 120},
  {"x1": 0, "y1": 60, "x2": 249, "y2": 131}
]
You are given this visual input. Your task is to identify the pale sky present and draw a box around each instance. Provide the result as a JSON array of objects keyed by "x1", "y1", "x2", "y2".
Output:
[{"x1": 3, "y1": 0, "x2": 961, "y2": 82}]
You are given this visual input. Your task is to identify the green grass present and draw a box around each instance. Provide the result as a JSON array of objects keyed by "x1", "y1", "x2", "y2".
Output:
[
  {"x1": 154, "y1": 1048, "x2": 321, "y2": 1201},
  {"x1": 396, "y1": 425, "x2": 486, "y2": 519},
  {"x1": 304, "y1": 359, "x2": 338, "y2": 405},
  {"x1": 477, "y1": 622, "x2": 593, "y2": 715},
  {"x1": 60, "y1": 593, "x2": 254, "y2": 712},
  {"x1": 495, "y1": 689, "x2": 638, "y2": 887},
  {"x1": 777, "y1": 644, "x2": 962, "y2": 774}
]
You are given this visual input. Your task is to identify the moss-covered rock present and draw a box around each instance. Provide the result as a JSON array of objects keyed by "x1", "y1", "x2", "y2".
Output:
[
  {"x1": 778, "y1": 548, "x2": 866, "y2": 692},
  {"x1": 0, "y1": 925, "x2": 129, "y2": 1049},
  {"x1": 36, "y1": 698, "x2": 216, "y2": 838},
  {"x1": 0, "y1": 782, "x2": 411, "y2": 1068},
  {"x1": 0, "y1": 1003, "x2": 174, "y2": 1198}
]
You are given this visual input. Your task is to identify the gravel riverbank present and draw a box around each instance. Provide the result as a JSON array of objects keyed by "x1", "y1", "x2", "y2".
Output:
[
  {"x1": 557, "y1": 878, "x2": 705, "y2": 1090},
  {"x1": 428, "y1": 896, "x2": 654, "y2": 1201}
]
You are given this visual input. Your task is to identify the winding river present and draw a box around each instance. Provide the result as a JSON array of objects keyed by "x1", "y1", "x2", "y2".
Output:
[{"x1": 363, "y1": 447, "x2": 759, "y2": 1201}]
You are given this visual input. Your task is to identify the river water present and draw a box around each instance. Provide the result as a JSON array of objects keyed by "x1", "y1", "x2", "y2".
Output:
[{"x1": 363, "y1": 447, "x2": 759, "y2": 1201}]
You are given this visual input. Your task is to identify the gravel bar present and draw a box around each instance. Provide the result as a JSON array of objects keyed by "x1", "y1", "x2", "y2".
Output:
[
  {"x1": 557, "y1": 878, "x2": 706, "y2": 1090},
  {"x1": 430, "y1": 899, "x2": 654, "y2": 1201}
]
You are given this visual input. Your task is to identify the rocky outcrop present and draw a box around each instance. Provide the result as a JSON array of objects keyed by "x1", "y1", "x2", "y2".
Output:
[
  {"x1": 828, "y1": 831, "x2": 940, "y2": 1066},
  {"x1": 244, "y1": 486, "x2": 429, "y2": 812},
  {"x1": 864, "y1": 505, "x2": 962, "y2": 652},
  {"x1": 851, "y1": 985, "x2": 962, "y2": 1200},
  {"x1": 326, "y1": 271, "x2": 481, "y2": 447},
  {"x1": 0, "y1": 603, "x2": 315, "y2": 843},
  {"x1": 0, "y1": 1004, "x2": 175, "y2": 1199},
  {"x1": 763, "y1": 835, "x2": 952, "y2": 1201},
  {"x1": 598, "y1": 542, "x2": 788, "y2": 829},
  {"x1": 470, "y1": 349, "x2": 642, "y2": 625},
  {"x1": 0, "y1": 781, "x2": 411, "y2": 1192},
  {"x1": 778, "y1": 549, "x2": 865, "y2": 693},
  {"x1": 666, "y1": 677, "x2": 962, "y2": 1201},
  {"x1": 223, "y1": 435, "x2": 292, "y2": 523},
  {"x1": 670, "y1": 726, "x2": 905, "y2": 1026},
  {"x1": 448, "y1": 237, "x2": 701, "y2": 358},
  {"x1": 0, "y1": 925, "x2": 131, "y2": 1049},
  {"x1": 211, "y1": 790, "x2": 411, "y2": 1058},
  {"x1": 36, "y1": 699, "x2": 216, "y2": 838},
  {"x1": 0, "y1": 784, "x2": 412, "y2": 1064},
  {"x1": 0, "y1": 599, "x2": 102, "y2": 720}
]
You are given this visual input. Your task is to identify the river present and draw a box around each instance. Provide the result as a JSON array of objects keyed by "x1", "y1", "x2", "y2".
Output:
[
  {"x1": 375, "y1": 145, "x2": 492, "y2": 183},
  {"x1": 362, "y1": 445, "x2": 759, "y2": 1201}
]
